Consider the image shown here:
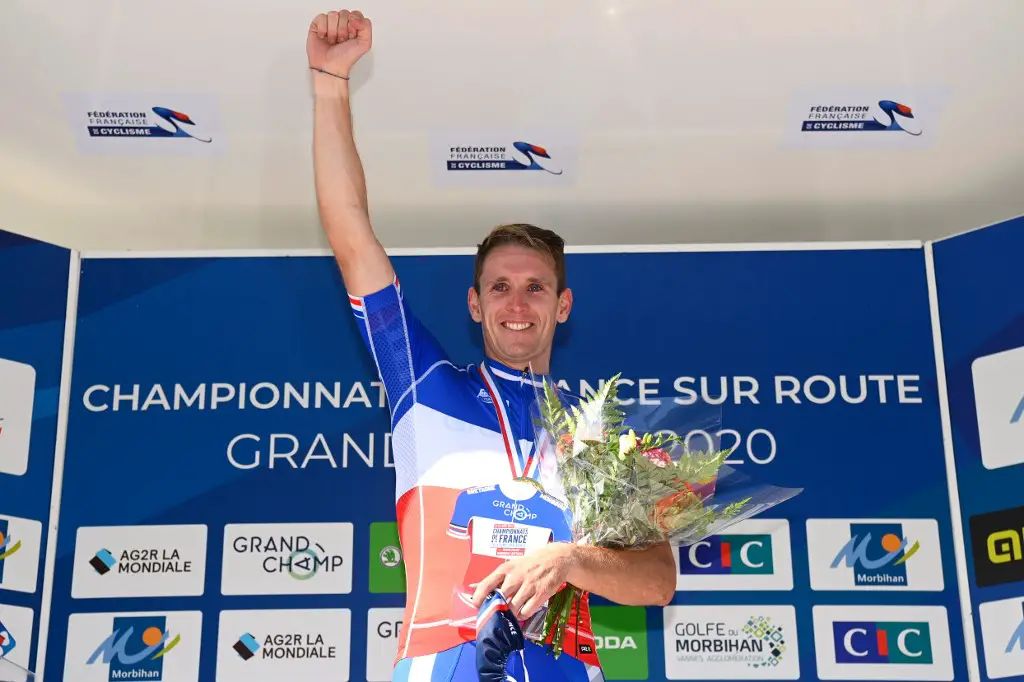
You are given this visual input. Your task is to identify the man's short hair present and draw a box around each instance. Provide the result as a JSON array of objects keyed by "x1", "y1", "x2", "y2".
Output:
[{"x1": 473, "y1": 223, "x2": 567, "y2": 293}]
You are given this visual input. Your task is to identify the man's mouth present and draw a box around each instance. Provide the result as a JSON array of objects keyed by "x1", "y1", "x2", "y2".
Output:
[{"x1": 502, "y1": 321, "x2": 534, "y2": 331}]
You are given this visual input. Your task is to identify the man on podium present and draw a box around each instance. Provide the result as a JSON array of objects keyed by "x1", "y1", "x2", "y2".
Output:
[{"x1": 306, "y1": 9, "x2": 676, "y2": 681}]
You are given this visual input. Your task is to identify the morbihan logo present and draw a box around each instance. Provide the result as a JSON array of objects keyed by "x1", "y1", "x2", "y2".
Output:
[
  {"x1": 807, "y1": 518, "x2": 943, "y2": 591},
  {"x1": 63, "y1": 611, "x2": 203, "y2": 682}
]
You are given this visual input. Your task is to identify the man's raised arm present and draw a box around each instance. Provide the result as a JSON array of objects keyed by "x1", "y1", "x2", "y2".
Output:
[{"x1": 307, "y1": 9, "x2": 393, "y2": 297}]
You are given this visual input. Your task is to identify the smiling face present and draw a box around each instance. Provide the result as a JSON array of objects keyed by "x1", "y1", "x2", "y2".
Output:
[{"x1": 468, "y1": 243, "x2": 572, "y2": 374}]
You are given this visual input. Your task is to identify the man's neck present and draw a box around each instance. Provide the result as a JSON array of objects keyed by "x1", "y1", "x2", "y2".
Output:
[{"x1": 484, "y1": 352, "x2": 551, "y2": 377}]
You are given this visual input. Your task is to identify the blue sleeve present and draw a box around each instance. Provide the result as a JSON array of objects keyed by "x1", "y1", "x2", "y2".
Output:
[
  {"x1": 447, "y1": 489, "x2": 476, "y2": 540},
  {"x1": 350, "y1": 275, "x2": 451, "y2": 422}
]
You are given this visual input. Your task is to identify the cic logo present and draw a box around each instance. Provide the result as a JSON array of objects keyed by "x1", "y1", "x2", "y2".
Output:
[
  {"x1": 969, "y1": 505, "x2": 1024, "y2": 588},
  {"x1": 832, "y1": 620, "x2": 933, "y2": 664},
  {"x1": 679, "y1": 534, "x2": 774, "y2": 575}
]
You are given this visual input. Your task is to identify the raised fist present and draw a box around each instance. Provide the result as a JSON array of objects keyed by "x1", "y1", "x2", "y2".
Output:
[{"x1": 307, "y1": 9, "x2": 372, "y2": 78}]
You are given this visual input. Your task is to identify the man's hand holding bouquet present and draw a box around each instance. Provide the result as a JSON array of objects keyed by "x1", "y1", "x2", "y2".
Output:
[{"x1": 514, "y1": 372, "x2": 803, "y2": 657}]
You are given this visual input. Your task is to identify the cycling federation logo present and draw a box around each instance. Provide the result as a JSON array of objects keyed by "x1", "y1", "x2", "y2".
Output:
[
  {"x1": 0, "y1": 357, "x2": 35, "y2": 477},
  {"x1": 445, "y1": 141, "x2": 562, "y2": 174},
  {"x1": 807, "y1": 518, "x2": 943, "y2": 591},
  {"x1": 971, "y1": 345, "x2": 1024, "y2": 470},
  {"x1": 978, "y1": 596, "x2": 1024, "y2": 679},
  {"x1": 663, "y1": 605, "x2": 800, "y2": 679},
  {"x1": 968, "y1": 505, "x2": 1024, "y2": 588},
  {"x1": 675, "y1": 519, "x2": 793, "y2": 590},
  {"x1": 800, "y1": 99, "x2": 923, "y2": 135},
  {"x1": 83, "y1": 107, "x2": 212, "y2": 142},
  {"x1": 812, "y1": 605, "x2": 953, "y2": 680}
]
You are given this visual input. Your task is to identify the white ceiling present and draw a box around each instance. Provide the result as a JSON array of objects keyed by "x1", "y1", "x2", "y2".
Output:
[{"x1": 1, "y1": 0, "x2": 1021, "y2": 253}]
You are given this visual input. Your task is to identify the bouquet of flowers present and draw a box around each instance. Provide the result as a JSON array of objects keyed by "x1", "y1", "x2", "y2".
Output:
[{"x1": 522, "y1": 372, "x2": 802, "y2": 657}]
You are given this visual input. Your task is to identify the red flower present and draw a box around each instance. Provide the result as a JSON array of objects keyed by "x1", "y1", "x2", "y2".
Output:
[{"x1": 640, "y1": 447, "x2": 672, "y2": 468}]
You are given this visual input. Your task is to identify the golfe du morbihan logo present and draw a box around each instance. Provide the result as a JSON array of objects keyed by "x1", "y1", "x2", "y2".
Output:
[
  {"x1": 72, "y1": 524, "x2": 207, "y2": 599},
  {"x1": 663, "y1": 605, "x2": 800, "y2": 679},
  {"x1": 971, "y1": 345, "x2": 1024, "y2": 471},
  {"x1": 221, "y1": 522, "x2": 353, "y2": 596}
]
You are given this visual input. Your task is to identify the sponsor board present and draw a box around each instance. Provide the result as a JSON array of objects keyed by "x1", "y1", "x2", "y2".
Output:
[
  {"x1": 662, "y1": 605, "x2": 799, "y2": 679},
  {"x1": 216, "y1": 608, "x2": 351, "y2": 682},
  {"x1": 807, "y1": 518, "x2": 943, "y2": 591},
  {"x1": 63, "y1": 610, "x2": 203, "y2": 682},
  {"x1": 675, "y1": 519, "x2": 793, "y2": 591},
  {"x1": 0, "y1": 514, "x2": 43, "y2": 594},
  {"x1": 0, "y1": 358, "x2": 35, "y2": 477},
  {"x1": 72, "y1": 524, "x2": 207, "y2": 598},
  {"x1": 811, "y1": 604, "x2": 953, "y2": 680},
  {"x1": 972, "y1": 346, "x2": 1024, "y2": 471},
  {"x1": 221, "y1": 522, "x2": 353, "y2": 595}
]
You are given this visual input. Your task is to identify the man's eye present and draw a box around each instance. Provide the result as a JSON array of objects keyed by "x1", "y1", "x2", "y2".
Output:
[
  {"x1": 493, "y1": 283, "x2": 508, "y2": 291},
  {"x1": 529, "y1": 284, "x2": 542, "y2": 292}
]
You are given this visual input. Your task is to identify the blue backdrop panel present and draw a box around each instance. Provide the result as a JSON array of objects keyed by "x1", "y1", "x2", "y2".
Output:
[
  {"x1": 0, "y1": 229, "x2": 72, "y2": 673},
  {"x1": 932, "y1": 215, "x2": 1024, "y2": 681},
  {"x1": 45, "y1": 246, "x2": 968, "y2": 682}
]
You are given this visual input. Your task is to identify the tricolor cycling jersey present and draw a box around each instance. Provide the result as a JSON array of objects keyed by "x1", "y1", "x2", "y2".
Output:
[
  {"x1": 446, "y1": 482, "x2": 573, "y2": 636},
  {"x1": 350, "y1": 276, "x2": 602, "y2": 680}
]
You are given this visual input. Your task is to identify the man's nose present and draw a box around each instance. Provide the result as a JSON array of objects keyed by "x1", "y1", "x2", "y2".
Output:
[{"x1": 507, "y1": 289, "x2": 528, "y2": 310}]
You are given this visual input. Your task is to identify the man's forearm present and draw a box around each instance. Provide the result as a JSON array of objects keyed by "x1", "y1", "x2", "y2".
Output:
[
  {"x1": 311, "y1": 73, "x2": 392, "y2": 294},
  {"x1": 565, "y1": 541, "x2": 676, "y2": 606},
  {"x1": 313, "y1": 76, "x2": 369, "y2": 228}
]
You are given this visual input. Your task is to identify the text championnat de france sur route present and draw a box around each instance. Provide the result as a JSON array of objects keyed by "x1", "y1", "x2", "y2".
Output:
[{"x1": 77, "y1": 373, "x2": 926, "y2": 471}]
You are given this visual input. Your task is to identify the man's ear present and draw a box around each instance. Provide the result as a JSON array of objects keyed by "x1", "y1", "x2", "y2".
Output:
[
  {"x1": 556, "y1": 287, "x2": 573, "y2": 323},
  {"x1": 468, "y1": 286, "x2": 483, "y2": 322}
]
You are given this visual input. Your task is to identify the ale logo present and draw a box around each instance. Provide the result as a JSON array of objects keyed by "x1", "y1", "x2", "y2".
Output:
[{"x1": 589, "y1": 606, "x2": 648, "y2": 680}]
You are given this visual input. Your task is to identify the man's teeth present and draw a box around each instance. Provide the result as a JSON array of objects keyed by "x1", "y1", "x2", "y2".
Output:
[{"x1": 504, "y1": 322, "x2": 532, "y2": 331}]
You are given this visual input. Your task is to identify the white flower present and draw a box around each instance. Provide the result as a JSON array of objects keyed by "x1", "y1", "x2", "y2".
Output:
[{"x1": 618, "y1": 429, "x2": 637, "y2": 455}]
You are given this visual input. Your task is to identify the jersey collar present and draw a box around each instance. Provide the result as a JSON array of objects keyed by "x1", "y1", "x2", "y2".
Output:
[{"x1": 482, "y1": 358, "x2": 551, "y2": 388}]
